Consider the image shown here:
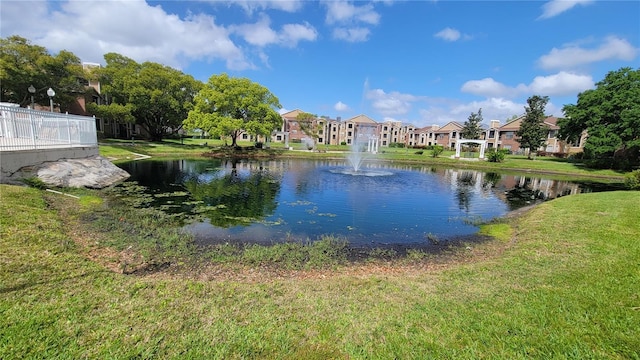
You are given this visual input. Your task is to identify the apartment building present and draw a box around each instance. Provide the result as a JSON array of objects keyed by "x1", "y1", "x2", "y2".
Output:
[
  {"x1": 484, "y1": 115, "x2": 586, "y2": 154},
  {"x1": 276, "y1": 110, "x2": 586, "y2": 155}
]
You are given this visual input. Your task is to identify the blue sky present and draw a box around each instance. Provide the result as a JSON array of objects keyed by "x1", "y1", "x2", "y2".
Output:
[{"x1": 1, "y1": 0, "x2": 638, "y2": 127}]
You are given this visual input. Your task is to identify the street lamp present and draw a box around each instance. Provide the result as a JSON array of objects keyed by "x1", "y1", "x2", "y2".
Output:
[
  {"x1": 28, "y1": 85, "x2": 36, "y2": 109},
  {"x1": 46, "y1": 87, "x2": 55, "y2": 112}
]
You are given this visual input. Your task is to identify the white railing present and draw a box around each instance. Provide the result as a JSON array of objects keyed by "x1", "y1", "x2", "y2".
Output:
[{"x1": 0, "y1": 104, "x2": 98, "y2": 151}]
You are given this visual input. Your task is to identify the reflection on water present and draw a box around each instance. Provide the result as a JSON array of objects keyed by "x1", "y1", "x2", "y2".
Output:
[{"x1": 117, "y1": 159, "x2": 623, "y2": 247}]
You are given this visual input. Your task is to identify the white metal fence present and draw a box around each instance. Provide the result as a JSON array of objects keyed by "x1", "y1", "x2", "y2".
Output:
[{"x1": 0, "y1": 104, "x2": 98, "y2": 151}]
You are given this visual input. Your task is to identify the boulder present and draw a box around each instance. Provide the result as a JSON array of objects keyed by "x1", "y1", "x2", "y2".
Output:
[{"x1": 34, "y1": 156, "x2": 130, "y2": 189}]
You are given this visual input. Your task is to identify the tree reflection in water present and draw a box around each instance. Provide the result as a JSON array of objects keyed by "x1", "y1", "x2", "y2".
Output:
[{"x1": 183, "y1": 159, "x2": 280, "y2": 227}]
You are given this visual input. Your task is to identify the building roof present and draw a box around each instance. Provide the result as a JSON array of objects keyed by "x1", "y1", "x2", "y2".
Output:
[
  {"x1": 280, "y1": 109, "x2": 305, "y2": 119},
  {"x1": 345, "y1": 114, "x2": 378, "y2": 124},
  {"x1": 499, "y1": 115, "x2": 560, "y2": 130},
  {"x1": 435, "y1": 121, "x2": 463, "y2": 133}
]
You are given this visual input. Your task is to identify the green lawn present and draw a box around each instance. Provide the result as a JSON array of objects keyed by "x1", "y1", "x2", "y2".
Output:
[{"x1": 1, "y1": 185, "x2": 638, "y2": 358}]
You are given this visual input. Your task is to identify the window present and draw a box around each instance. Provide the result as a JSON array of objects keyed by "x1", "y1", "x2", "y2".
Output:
[
  {"x1": 489, "y1": 130, "x2": 495, "y2": 139},
  {"x1": 347, "y1": 131, "x2": 352, "y2": 136},
  {"x1": 504, "y1": 132, "x2": 514, "y2": 140},
  {"x1": 383, "y1": 126, "x2": 388, "y2": 131},
  {"x1": 348, "y1": 123, "x2": 353, "y2": 129},
  {"x1": 276, "y1": 135, "x2": 282, "y2": 141}
]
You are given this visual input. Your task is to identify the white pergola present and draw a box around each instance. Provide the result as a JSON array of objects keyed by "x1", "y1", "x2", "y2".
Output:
[
  {"x1": 455, "y1": 139, "x2": 487, "y2": 160},
  {"x1": 367, "y1": 136, "x2": 379, "y2": 153}
]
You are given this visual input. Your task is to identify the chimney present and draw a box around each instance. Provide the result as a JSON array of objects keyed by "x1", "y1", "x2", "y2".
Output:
[{"x1": 490, "y1": 120, "x2": 500, "y2": 129}]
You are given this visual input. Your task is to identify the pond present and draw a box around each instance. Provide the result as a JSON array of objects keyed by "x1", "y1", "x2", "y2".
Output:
[{"x1": 117, "y1": 158, "x2": 623, "y2": 248}]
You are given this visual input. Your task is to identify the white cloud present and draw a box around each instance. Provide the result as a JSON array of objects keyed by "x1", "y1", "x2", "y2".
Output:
[
  {"x1": 366, "y1": 88, "x2": 419, "y2": 117},
  {"x1": 414, "y1": 96, "x2": 567, "y2": 128},
  {"x1": 333, "y1": 27, "x2": 371, "y2": 42},
  {"x1": 538, "y1": 36, "x2": 638, "y2": 70},
  {"x1": 434, "y1": 27, "x2": 461, "y2": 42},
  {"x1": 0, "y1": 1, "x2": 51, "y2": 40},
  {"x1": 280, "y1": 22, "x2": 318, "y2": 47},
  {"x1": 529, "y1": 72, "x2": 594, "y2": 96},
  {"x1": 450, "y1": 98, "x2": 526, "y2": 124},
  {"x1": 462, "y1": 72, "x2": 594, "y2": 98},
  {"x1": 325, "y1": 1, "x2": 380, "y2": 25},
  {"x1": 461, "y1": 78, "x2": 518, "y2": 97},
  {"x1": 324, "y1": 1, "x2": 382, "y2": 43},
  {"x1": 232, "y1": 15, "x2": 279, "y2": 47},
  {"x1": 1, "y1": 0, "x2": 320, "y2": 72},
  {"x1": 232, "y1": 16, "x2": 317, "y2": 48},
  {"x1": 219, "y1": 0, "x2": 304, "y2": 14},
  {"x1": 538, "y1": 0, "x2": 593, "y2": 20},
  {"x1": 17, "y1": 1, "x2": 252, "y2": 70},
  {"x1": 334, "y1": 101, "x2": 350, "y2": 112}
]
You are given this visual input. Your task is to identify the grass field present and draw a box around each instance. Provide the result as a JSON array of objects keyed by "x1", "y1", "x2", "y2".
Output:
[{"x1": 1, "y1": 184, "x2": 638, "y2": 358}]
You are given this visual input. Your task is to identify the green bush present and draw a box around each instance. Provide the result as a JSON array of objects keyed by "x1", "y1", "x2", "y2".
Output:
[
  {"x1": 486, "y1": 148, "x2": 507, "y2": 162},
  {"x1": 431, "y1": 145, "x2": 444, "y2": 158},
  {"x1": 624, "y1": 170, "x2": 640, "y2": 190}
]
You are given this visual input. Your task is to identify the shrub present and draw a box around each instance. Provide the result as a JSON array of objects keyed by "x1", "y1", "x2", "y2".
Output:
[
  {"x1": 431, "y1": 145, "x2": 444, "y2": 158},
  {"x1": 414, "y1": 150, "x2": 424, "y2": 155},
  {"x1": 624, "y1": 170, "x2": 640, "y2": 190},
  {"x1": 486, "y1": 148, "x2": 507, "y2": 162}
]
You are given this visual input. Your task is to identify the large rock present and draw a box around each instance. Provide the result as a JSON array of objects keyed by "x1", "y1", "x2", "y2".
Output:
[{"x1": 34, "y1": 156, "x2": 130, "y2": 189}]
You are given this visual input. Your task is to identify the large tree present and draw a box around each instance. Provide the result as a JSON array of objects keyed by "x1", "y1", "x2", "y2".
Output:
[
  {"x1": 461, "y1": 108, "x2": 483, "y2": 140},
  {"x1": 517, "y1": 95, "x2": 549, "y2": 159},
  {"x1": 560, "y1": 67, "x2": 640, "y2": 169},
  {"x1": 184, "y1": 73, "x2": 282, "y2": 147},
  {"x1": 0, "y1": 35, "x2": 86, "y2": 111},
  {"x1": 296, "y1": 111, "x2": 320, "y2": 149},
  {"x1": 95, "y1": 53, "x2": 202, "y2": 141}
]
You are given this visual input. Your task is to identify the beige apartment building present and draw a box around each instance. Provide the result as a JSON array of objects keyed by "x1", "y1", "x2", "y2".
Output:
[
  {"x1": 484, "y1": 115, "x2": 586, "y2": 154},
  {"x1": 277, "y1": 110, "x2": 585, "y2": 155}
]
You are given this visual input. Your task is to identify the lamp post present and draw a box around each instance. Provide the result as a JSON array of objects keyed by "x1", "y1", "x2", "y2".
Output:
[
  {"x1": 46, "y1": 87, "x2": 55, "y2": 112},
  {"x1": 28, "y1": 85, "x2": 36, "y2": 109}
]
